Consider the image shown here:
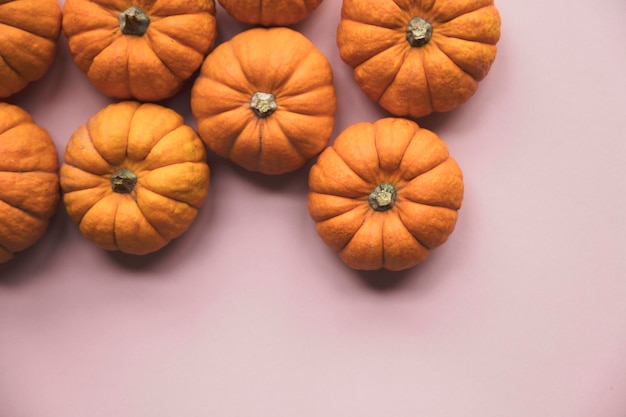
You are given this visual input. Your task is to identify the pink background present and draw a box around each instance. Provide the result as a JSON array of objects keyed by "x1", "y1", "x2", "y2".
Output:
[{"x1": 2, "y1": 0, "x2": 626, "y2": 416}]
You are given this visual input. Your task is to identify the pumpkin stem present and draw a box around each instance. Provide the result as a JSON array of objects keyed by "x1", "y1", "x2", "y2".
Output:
[
  {"x1": 250, "y1": 92, "x2": 277, "y2": 118},
  {"x1": 119, "y1": 6, "x2": 150, "y2": 36},
  {"x1": 369, "y1": 183, "x2": 397, "y2": 211},
  {"x1": 111, "y1": 168, "x2": 138, "y2": 194},
  {"x1": 406, "y1": 16, "x2": 433, "y2": 47}
]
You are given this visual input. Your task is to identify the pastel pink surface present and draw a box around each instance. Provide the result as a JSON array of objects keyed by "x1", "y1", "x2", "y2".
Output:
[{"x1": 2, "y1": 1, "x2": 626, "y2": 416}]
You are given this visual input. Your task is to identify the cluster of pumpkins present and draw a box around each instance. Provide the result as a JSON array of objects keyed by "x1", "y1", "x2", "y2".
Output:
[{"x1": 0, "y1": 0, "x2": 500, "y2": 271}]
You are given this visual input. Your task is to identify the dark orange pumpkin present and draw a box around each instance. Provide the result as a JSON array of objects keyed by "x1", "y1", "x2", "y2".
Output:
[
  {"x1": 191, "y1": 27, "x2": 337, "y2": 175},
  {"x1": 308, "y1": 117, "x2": 463, "y2": 271},
  {"x1": 218, "y1": 0, "x2": 324, "y2": 26},
  {"x1": 0, "y1": 103, "x2": 60, "y2": 263},
  {"x1": 0, "y1": 0, "x2": 62, "y2": 98},
  {"x1": 60, "y1": 101, "x2": 210, "y2": 255},
  {"x1": 62, "y1": 0, "x2": 218, "y2": 101},
  {"x1": 337, "y1": 0, "x2": 501, "y2": 118}
]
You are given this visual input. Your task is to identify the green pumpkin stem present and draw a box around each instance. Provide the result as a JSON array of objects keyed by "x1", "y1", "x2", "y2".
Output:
[
  {"x1": 250, "y1": 92, "x2": 277, "y2": 118},
  {"x1": 406, "y1": 16, "x2": 433, "y2": 47},
  {"x1": 119, "y1": 6, "x2": 150, "y2": 36},
  {"x1": 368, "y1": 183, "x2": 397, "y2": 211},
  {"x1": 111, "y1": 168, "x2": 137, "y2": 194}
]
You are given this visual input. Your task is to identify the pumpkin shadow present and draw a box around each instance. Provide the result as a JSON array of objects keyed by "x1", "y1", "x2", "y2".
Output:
[
  {"x1": 159, "y1": 84, "x2": 193, "y2": 118},
  {"x1": 104, "y1": 242, "x2": 202, "y2": 277},
  {"x1": 410, "y1": 108, "x2": 462, "y2": 135},
  {"x1": 350, "y1": 268, "x2": 415, "y2": 292},
  {"x1": 348, "y1": 250, "x2": 451, "y2": 293},
  {"x1": 221, "y1": 156, "x2": 313, "y2": 196},
  {"x1": 0, "y1": 244, "x2": 55, "y2": 287},
  {"x1": 0, "y1": 209, "x2": 67, "y2": 287},
  {"x1": 105, "y1": 248, "x2": 167, "y2": 272},
  {"x1": 102, "y1": 232, "x2": 203, "y2": 275},
  {"x1": 103, "y1": 196, "x2": 217, "y2": 274}
]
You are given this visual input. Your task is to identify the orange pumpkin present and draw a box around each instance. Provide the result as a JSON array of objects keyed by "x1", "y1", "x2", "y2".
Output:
[
  {"x1": 60, "y1": 101, "x2": 210, "y2": 255},
  {"x1": 218, "y1": 0, "x2": 324, "y2": 26},
  {"x1": 61, "y1": 0, "x2": 218, "y2": 101},
  {"x1": 308, "y1": 118, "x2": 464, "y2": 271},
  {"x1": 191, "y1": 27, "x2": 336, "y2": 175},
  {"x1": 0, "y1": 103, "x2": 60, "y2": 263},
  {"x1": 337, "y1": 0, "x2": 501, "y2": 119},
  {"x1": 0, "y1": 0, "x2": 62, "y2": 98}
]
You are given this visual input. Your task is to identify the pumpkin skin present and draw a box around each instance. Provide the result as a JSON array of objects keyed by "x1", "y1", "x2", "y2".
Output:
[
  {"x1": 0, "y1": 0, "x2": 62, "y2": 98},
  {"x1": 60, "y1": 101, "x2": 210, "y2": 255},
  {"x1": 191, "y1": 27, "x2": 336, "y2": 175},
  {"x1": 308, "y1": 118, "x2": 463, "y2": 271},
  {"x1": 218, "y1": 0, "x2": 324, "y2": 26},
  {"x1": 0, "y1": 103, "x2": 60, "y2": 263},
  {"x1": 61, "y1": 0, "x2": 218, "y2": 101},
  {"x1": 337, "y1": 0, "x2": 501, "y2": 119}
]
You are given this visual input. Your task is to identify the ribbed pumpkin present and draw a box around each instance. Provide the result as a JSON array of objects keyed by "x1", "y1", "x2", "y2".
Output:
[
  {"x1": 218, "y1": 0, "x2": 324, "y2": 26},
  {"x1": 191, "y1": 27, "x2": 336, "y2": 175},
  {"x1": 61, "y1": 0, "x2": 218, "y2": 101},
  {"x1": 308, "y1": 118, "x2": 463, "y2": 271},
  {"x1": 337, "y1": 0, "x2": 501, "y2": 119},
  {"x1": 0, "y1": 103, "x2": 60, "y2": 263},
  {"x1": 60, "y1": 102, "x2": 210, "y2": 255},
  {"x1": 0, "y1": 0, "x2": 62, "y2": 98}
]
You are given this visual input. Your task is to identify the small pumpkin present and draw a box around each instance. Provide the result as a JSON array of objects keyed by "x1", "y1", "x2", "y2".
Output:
[
  {"x1": 218, "y1": 0, "x2": 324, "y2": 26},
  {"x1": 0, "y1": 103, "x2": 60, "y2": 263},
  {"x1": 60, "y1": 101, "x2": 210, "y2": 255},
  {"x1": 308, "y1": 117, "x2": 463, "y2": 271},
  {"x1": 337, "y1": 0, "x2": 501, "y2": 119},
  {"x1": 191, "y1": 27, "x2": 336, "y2": 175},
  {"x1": 61, "y1": 0, "x2": 218, "y2": 101},
  {"x1": 0, "y1": 0, "x2": 62, "y2": 98}
]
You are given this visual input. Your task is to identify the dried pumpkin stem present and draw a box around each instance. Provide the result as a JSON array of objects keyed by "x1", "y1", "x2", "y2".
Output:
[
  {"x1": 111, "y1": 168, "x2": 138, "y2": 194},
  {"x1": 119, "y1": 6, "x2": 150, "y2": 36},
  {"x1": 369, "y1": 183, "x2": 397, "y2": 211},
  {"x1": 406, "y1": 16, "x2": 433, "y2": 47},
  {"x1": 250, "y1": 92, "x2": 277, "y2": 118}
]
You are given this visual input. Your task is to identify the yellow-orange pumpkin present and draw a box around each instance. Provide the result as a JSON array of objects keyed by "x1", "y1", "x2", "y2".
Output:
[
  {"x1": 337, "y1": 0, "x2": 501, "y2": 118},
  {"x1": 0, "y1": 0, "x2": 62, "y2": 98},
  {"x1": 62, "y1": 0, "x2": 218, "y2": 101},
  {"x1": 0, "y1": 103, "x2": 60, "y2": 263},
  {"x1": 218, "y1": 0, "x2": 324, "y2": 26},
  {"x1": 308, "y1": 117, "x2": 463, "y2": 271},
  {"x1": 60, "y1": 101, "x2": 210, "y2": 255},
  {"x1": 191, "y1": 27, "x2": 336, "y2": 175}
]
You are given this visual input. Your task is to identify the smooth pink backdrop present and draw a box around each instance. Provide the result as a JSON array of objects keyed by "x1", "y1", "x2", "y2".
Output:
[{"x1": 2, "y1": 1, "x2": 626, "y2": 416}]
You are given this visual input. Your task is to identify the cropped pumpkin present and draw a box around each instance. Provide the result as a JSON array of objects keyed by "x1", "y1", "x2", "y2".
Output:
[
  {"x1": 0, "y1": 103, "x2": 60, "y2": 263},
  {"x1": 0, "y1": 0, "x2": 62, "y2": 98},
  {"x1": 337, "y1": 0, "x2": 501, "y2": 119},
  {"x1": 191, "y1": 27, "x2": 336, "y2": 175},
  {"x1": 60, "y1": 101, "x2": 210, "y2": 255},
  {"x1": 61, "y1": 0, "x2": 218, "y2": 101},
  {"x1": 308, "y1": 118, "x2": 463, "y2": 271},
  {"x1": 218, "y1": 0, "x2": 324, "y2": 26}
]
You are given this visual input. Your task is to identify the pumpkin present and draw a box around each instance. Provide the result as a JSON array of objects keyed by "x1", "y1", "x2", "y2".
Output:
[
  {"x1": 0, "y1": 0, "x2": 62, "y2": 98},
  {"x1": 337, "y1": 0, "x2": 501, "y2": 119},
  {"x1": 0, "y1": 103, "x2": 60, "y2": 263},
  {"x1": 308, "y1": 117, "x2": 464, "y2": 271},
  {"x1": 59, "y1": 101, "x2": 210, "y2": 255},
  {"x1": 61, "y1": 0, "x2": 218, "y2": 101},
  {"x1": 191, "y1": 27, "x2": 336, "y2": 175},
  {"x1": 218, "y1": 0, "x2": 324, "y2": 26}
]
